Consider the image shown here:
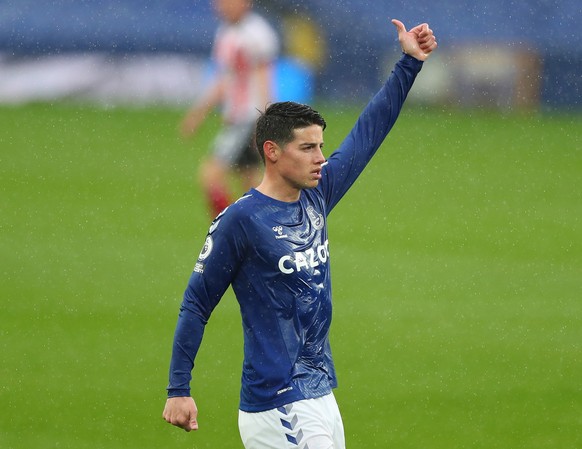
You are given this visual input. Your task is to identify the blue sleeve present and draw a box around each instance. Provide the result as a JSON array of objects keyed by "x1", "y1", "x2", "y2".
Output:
[
  {"x1": 320, "y1": 54, "x2": 424, "y2": 212},
  {"x1": 166, "y1": 208, "x2": 246, "y2": 397}
]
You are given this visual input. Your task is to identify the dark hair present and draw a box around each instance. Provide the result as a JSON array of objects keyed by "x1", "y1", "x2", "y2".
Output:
[{"x1": 255, "y1": 101, "x2": 326, "y2": 163}]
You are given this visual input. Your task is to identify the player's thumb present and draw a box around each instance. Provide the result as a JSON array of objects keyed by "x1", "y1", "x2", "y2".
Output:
[
  {"x1": 391, "y1": 19, "x2": 406, "y2": 35},
  {"x1": 188, "y1": 415, "x2": 199, "y2": 431}
]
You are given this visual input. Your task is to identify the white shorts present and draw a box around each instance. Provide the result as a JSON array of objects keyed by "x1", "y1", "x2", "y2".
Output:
[
  {"x1": 238, "y1": 393, "x2": 346, "y2": 449},
  {"x1": 212, "y1": 121, "x2": 259, "y2": 167}
]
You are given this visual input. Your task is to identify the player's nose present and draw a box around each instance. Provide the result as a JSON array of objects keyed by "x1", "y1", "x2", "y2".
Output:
[{"x1": 315, "y1": 147, "x2": 326, "y2": 164}]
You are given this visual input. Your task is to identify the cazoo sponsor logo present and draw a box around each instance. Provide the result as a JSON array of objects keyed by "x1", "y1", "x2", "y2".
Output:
[{"x1": 277, "y1": 240, "x2": 329, "y2": 274}]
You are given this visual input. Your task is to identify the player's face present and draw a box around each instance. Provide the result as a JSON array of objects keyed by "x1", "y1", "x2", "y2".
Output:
[
  {"x1": 213, "y1": 0, "x2": 250, "y2": 23},
  {"x1": 278, "y1": 125, "x2": 325, "y2": 191}
]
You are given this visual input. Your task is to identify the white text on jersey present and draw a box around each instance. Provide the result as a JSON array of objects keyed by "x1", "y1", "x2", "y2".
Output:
[{"x1": 278, "y1": 240, "x2": 329, "y2": 274}]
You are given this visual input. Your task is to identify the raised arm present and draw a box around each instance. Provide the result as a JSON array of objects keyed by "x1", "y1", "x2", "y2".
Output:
[{"x1": 320, "y1": 20, "x2": 437, "y2": 212}]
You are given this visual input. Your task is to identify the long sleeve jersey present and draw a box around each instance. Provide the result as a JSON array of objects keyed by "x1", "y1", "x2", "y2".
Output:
[{"x1": 167, "y1": 54, "x2": 423, "y2": 412}]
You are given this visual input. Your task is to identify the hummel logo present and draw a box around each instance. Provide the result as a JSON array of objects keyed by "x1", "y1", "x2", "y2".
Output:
[{"x1": 272, "y1": 225, "x2": 288, "y2": 239}]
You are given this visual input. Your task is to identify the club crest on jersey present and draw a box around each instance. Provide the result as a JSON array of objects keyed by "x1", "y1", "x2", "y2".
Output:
[{"x1": 307, "y1": 206, "x2": 324, "y2": 230}]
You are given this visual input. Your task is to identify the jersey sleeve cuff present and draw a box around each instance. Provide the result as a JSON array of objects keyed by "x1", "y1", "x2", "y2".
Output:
[
  {"x1": 400, "y1": 52, "x2": 425, "y2": 68},
  {"x1": 167, "y1": 388, "x2": 191, "y2": 398}
]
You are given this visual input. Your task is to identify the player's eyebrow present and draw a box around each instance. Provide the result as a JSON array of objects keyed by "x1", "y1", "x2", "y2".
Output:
[{"x1": 299, "y1": 141, "x2": 324, "y2": 149}]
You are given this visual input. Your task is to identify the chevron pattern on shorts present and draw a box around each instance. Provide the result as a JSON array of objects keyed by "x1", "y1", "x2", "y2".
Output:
[{"x1": 277, "y1": 404, "x2": 309, "y2": 448}]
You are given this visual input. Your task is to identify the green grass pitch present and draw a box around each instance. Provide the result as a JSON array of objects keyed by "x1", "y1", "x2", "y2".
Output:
[{"x1": 1, "y1": 102, "x2": 581, "y2": 448}]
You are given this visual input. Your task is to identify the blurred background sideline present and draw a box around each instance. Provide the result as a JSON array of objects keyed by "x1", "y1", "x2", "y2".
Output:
[{"x1": 0, "y1": 0, "x2": 580, "y2": 111}]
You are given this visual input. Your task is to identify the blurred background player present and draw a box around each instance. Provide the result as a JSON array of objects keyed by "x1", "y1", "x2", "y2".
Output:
[{"x1": 180, "y1": 0, "x2": 279, "y2": 217}]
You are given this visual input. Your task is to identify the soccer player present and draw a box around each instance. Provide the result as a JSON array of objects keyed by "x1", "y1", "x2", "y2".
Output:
[
  {"x1": 164, "y1": 18, "x2": 437, "y2": 449},
  {"x1": 180, "y1": 0, "x2": 279, "y2": 216}
]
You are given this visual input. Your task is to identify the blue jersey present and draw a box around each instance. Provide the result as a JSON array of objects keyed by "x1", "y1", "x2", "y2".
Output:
[{"x1": 167, "y1": 54, "x2": 423, "y2": 412}]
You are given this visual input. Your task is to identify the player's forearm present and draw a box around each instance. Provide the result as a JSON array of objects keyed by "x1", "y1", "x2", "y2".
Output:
[
  {"x1": 187, "y1": 79, "x2": 225, "y2": 117},
  {"x1": 357, "y1": 53, "x2": 423, "y2": 150},
  {"x1": 321, "y1": 54, "x2": 423, "y2": 211},
  {"x1": 166, "y1": 305, "x2": 207, "y2": 397},
  {"x1": 256, "y1": 62, "x2": 275, "y2": 110},
  {"x1": 333, "y1": 54, "x2": 422, "y2": 166}
]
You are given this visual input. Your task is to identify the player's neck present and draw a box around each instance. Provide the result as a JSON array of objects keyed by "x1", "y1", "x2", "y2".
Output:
[{"x1": 255, "y1": 180, "x2": 301, "y2": 203}]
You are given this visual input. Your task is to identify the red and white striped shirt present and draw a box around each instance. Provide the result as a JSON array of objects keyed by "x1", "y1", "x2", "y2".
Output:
[{"x1": 213, "y1": 12, "x2": 279, "y2": 124}]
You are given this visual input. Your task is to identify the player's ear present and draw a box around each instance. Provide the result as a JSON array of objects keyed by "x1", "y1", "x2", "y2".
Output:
[{"x1": 263, "y1": 140, "x2": 280, "y2": 162}]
